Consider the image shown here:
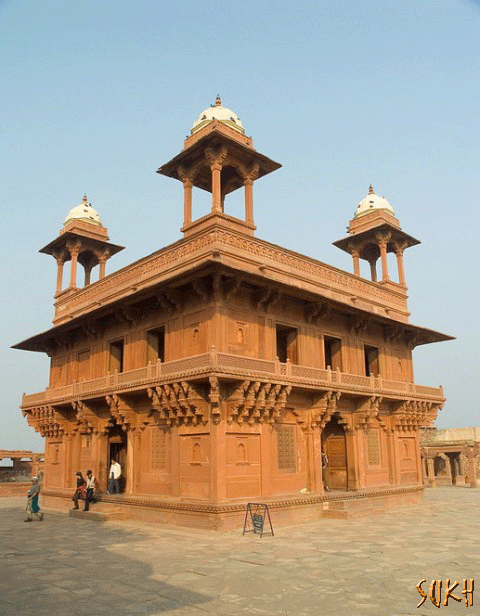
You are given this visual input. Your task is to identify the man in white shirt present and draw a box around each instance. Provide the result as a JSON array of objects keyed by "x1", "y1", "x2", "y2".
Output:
[{"x1": 107, "y1": 459, "x2": 122, "y2": 494}]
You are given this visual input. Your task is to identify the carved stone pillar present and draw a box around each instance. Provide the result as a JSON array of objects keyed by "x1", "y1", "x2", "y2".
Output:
[
  {"x1": 84, "y1": 264, "x2": 93, "y2": 286},
  {"x1": 467, "y1": 447, "x2": 477, "y2": 488},
  {"x1": 244, "y1": 178, "x2": 254, "y2": 225},
  {"x1": 67, "y1": 240, "x2": 81, "y2": 288},
  {"x1": 386, "y1": 428, "x2": 399, "y2": 485},
  {"x1": 377, "y1": 236, "x2": 390, "y2": 282},
  {"x1": 211, "y1": 162, "x2": 222, "y2": 213},
  {"x1": 369, "y1": 259, "x2": 377, "y2": 282},
  {"x1": 307, "y1": 422, "x2": 323, "y2": 493},
  {"x1": 92, "y1": 432, "x2": 108, "y2": 491},
  {"x1": 205, "y1": 146, "x2": 227, "y2": 214},
  {"x1": 97, "y1": 249, "x2": 110, "y2": 280},
  {"x1": 178, "y1": 166, "x2": 193, "y2": 227},
  {"x1": 183, "y1": 179, "x2": 193, "y2": 226},
  {"x1": 345, "y1": 428, "x2": 359, "y2": 490},
  {"x1": 126, "y1": 429, "x2": 141, "y2": 495},
  {"x1": 351, "y1": 249, "x2": 360, "y2": 276},
  {"x1": 243, "y1": 163, "x2": 258, "y2": 226},
  {"x1": 210, "y1": 411, "x2": 227, "y2": 502},
  {"x1": 395, "y1": 244, "x2": 406, "y2": 286},
  {"x1": 55, "y1": 256, "x2": 66, "y2": 294}
]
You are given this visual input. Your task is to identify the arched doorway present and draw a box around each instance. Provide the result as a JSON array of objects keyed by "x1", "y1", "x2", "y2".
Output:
[
  {"x1": 108, "y1": 423, "x2": 127, "y2": 492},
  {"x1": 322, "y1": 415, "x2": 348, "y2": 490}
]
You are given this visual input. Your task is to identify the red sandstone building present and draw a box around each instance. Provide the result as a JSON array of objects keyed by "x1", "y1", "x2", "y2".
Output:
[{"x1": 14, "y1": 98, "x2": 452, "y2": 527}]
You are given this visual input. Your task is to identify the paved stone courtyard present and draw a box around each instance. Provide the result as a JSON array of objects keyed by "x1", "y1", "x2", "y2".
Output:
[{"x1": 0, "y1": 487, "x2": 478, "y2": 616}]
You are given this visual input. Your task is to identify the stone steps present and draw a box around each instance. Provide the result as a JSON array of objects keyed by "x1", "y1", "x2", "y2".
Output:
[{"x1": 69, "y1": 505, "x2": 128, "y2": 522}]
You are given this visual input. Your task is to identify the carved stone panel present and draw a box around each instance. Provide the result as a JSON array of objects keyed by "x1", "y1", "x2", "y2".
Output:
[
  {"x1": 150, "y1": 427, "x2": 167, "y2": 471},
  {"x1": 276, "y1": 425, "x2": 296, "y2": 473},
  {"x1": 366, "y1": 430, "x2": 381, "y2": 466}
]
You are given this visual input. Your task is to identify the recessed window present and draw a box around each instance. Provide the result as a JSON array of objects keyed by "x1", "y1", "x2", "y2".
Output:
[
  {"x1": 109, "y1": 339, "x2": 124, "y2": 373},
  {"x1": 364, "y1": 345, "x2": 379, "y2": 377},
  {"x1": 147, "y1": 327, "x2": 165, "y2": 363},
  {"x1": 276, "y1": 324, "x2": 298, "y2": 364},
  {"x1": 324, "y1": 336, "x2": 342, "y2": 370}
]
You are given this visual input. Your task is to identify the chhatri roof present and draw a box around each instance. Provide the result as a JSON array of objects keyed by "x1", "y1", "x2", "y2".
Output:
[
  {"x1": 64, "y1": 195, "x2": 103, "y2": 227},
  {"x1": 354, "y1": 185, "x2": 395, "y2": 218},
  {"x1": 191, "y1": 95, "x2": 245, "y2": 135}
]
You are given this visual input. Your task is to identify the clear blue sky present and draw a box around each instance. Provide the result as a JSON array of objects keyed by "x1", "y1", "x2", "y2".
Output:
[{"x1": 1, "y1": 0, "x2": 479, "y2": 450}]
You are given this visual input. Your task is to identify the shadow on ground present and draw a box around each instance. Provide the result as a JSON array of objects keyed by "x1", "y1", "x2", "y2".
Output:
[{"x1": 0, "y1": 501, "x2": 210, "y2": 616}]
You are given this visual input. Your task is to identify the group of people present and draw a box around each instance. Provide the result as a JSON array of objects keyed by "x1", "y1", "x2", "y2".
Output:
[
  {"x1": 72, "y1": 459, "x2": 122, "y2": 511},
  {"x1": 25, "y1": 459, "x2": 122, "y2": 520}
]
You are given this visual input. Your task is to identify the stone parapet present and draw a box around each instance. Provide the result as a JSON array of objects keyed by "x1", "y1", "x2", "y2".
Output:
[{"x1": 52, "y1": 224, "x2": 410, "y2": 326}]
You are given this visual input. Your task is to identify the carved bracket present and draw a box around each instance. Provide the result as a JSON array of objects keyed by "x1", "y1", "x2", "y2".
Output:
[
  {"x1": 226, "y1": 381, "x2": 291, "y2": 425},
  {"x1": 147, "y1": 381, "x2": 208, "y2": 427}
]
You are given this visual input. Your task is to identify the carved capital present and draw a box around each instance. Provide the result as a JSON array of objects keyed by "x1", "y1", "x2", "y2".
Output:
[{"x1": 204, "y1": 145, "x2": 228, "y2": 169}]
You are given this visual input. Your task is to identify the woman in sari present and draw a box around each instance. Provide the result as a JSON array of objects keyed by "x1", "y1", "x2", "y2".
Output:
[{"x1": 25, "y1": 476, "x2": 43, "y2": 522}]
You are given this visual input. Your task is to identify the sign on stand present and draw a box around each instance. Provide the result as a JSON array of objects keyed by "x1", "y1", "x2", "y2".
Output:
[{"x1": 242, "y1": 503, "x2": 274, "y2": 537}]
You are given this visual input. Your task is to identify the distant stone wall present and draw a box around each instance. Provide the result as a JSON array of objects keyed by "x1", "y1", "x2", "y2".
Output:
[{"x1": 0, "y1": 482, "x2": 30, "y2": 496}]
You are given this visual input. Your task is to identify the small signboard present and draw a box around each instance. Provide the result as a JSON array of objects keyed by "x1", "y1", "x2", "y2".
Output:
[{"x1": 242, "y1": 503, "x2": 274, "y2": 538}]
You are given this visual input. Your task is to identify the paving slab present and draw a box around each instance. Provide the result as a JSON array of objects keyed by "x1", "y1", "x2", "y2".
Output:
[{"x1": 0, "y1": 487, "x2": 479, "y2": 615}]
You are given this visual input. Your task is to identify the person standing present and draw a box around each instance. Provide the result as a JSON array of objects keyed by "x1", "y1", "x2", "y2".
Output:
[
  {"x1": 83, "y1": 470, "x2": 97, "y2": 511},
  {"x1": 321, "y1": 449, "x2": 329, "y2": 492},
  {"x1": 25, "y1": 476, "x2": 43, "y2": 522},
  {"x1": 106, "y1": 459, "x2": 122, "y2": 494},
  {"x1": 72, "y1": 471, "x2": 86, "y2": 510}
]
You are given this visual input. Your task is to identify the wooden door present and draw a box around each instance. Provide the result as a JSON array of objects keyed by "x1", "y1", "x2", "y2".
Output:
[{"x1": 324, "y1": 418, "x2": 347, "y2": 490}]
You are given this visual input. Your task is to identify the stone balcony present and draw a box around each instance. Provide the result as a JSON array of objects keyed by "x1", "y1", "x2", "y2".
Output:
[{"x1": 21, "y1": 350, "x2": 444, "y2": 409}]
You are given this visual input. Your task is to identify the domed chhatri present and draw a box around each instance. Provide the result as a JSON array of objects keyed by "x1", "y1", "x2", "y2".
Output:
[
  {"x1": 354, "y1": 185, "x2": 395, "y2": 219},
  {"x1": 191, "y1": 95, "x2": 245, "y2": 135},
  {"x1": 64, "y1": 195, "x2": 103, "y2": 227}
]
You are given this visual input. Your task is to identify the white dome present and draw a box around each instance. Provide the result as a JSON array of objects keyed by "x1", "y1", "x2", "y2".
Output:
[
  {"x1": 64, "y1": 195, "x2": 103, "y2": 227},
  {"x1": 354, "y1": 186, "x2": 395, "y2": 218},
  {"x1": 191, "y1": 96, "x2": 245, "y2": 135}
]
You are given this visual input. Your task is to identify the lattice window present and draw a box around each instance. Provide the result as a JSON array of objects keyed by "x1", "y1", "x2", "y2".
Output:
[
  {"x1": 151, "y1": 429, "x2": 167, "y2": 470},
  {"x1": 366, "y1": 430, "x2": 381, "y2": 466},
  {"x1": 277, "y1": 425, "x2": 296, "y2": 472}
]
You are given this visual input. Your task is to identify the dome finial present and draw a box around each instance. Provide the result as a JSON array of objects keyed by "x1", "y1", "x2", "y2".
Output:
[
  {"x1": 215, "y1": 94, "x2": 221, "y2": 107},
  {"x1": 82, "y1": 194, "x2": 88, "y2": 204},
  {"x1": 369, "y1": 184, "x2": 375, "y2": 195}
]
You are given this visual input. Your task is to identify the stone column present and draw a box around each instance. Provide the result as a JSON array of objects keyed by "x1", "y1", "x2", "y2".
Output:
[
  {"x1": 183, "y1": 179, "x2": 193, "y2": 226},
  {"x1": 98, "y1": 251, "x2": 109, "y2": 280},
  {"x1": 260, "y1": 423, "x2": 272, "y2": 497},
  {"x1": 210, "y1": 411, "x2": 227, "y2": 502},
  {"x1": 377, "y1": 236, "x2": 390, "y2": 282},
  {"x1": 345, "y1": 428, "x2": 359, "y2": 490},
  {"x1": 369, "y1": 259, "x2": 378, "y2": 282},
  {"x1": 84, "y1": 264, "x2": 93, "y2": 286},
  {"x1": 395, "y1": 244, "x2": 406, "y2": 286},
  {"x1": 244, "y1": 178, "x2": 254, "y2": 225},
  {"x1": 467, "y1": 447, "x2": 477, "y2": 488},
  {"x1": 205, "y1": 146, "x2": 227, "y2": 215},
  {"x1": 211, "y1": 162, "x2": 222, "y2": 213},
  {"x1": 55, "y1": 257, "x2": 66, "y2": 294},
  {"x1": 67, "y1": 240, "x2": 81, "y2": 289},
  {"x1": 93, "y1": 432, "x2": 108, "y2": 491},
  {"x1": 351, "y1": 249, "x2": 360, "y2": 276},
  {"x1": 178, "y1": 166, "x2": 193, "y2": 227},
  {"x1": 243, "y1": 163, "x2": 259, "y2": 226},
  {"x1": 386, "y1": 428, "x2": 399, "y2": 485}
]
